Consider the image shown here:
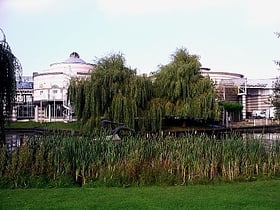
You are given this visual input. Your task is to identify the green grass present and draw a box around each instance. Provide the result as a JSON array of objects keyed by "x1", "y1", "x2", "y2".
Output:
[
  {"x1": 1, "y1": 180, "x2": 280, "y2": 210},
  {"x1": 5, "y1": 121, "x2": 80, "y2": 131}
]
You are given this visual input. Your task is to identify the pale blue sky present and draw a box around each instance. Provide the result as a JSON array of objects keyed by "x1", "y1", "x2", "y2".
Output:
[{"x1": 1, "y1": 0, "x2": 280, "y2": 79}]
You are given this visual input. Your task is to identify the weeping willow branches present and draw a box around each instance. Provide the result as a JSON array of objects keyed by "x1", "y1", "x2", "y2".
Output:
[
  {"x1": 68, "y1": 54, "x2": 154, "y2": 132},
  {"x1": 154, "y1": 48, "x2": 219, "y2": 121},
  {"x1": 68, "y1": 49, "x2": 219, "y2": 133},
  {"x1": 0, "y1": 28, "x2": 22, "y2": 144}
]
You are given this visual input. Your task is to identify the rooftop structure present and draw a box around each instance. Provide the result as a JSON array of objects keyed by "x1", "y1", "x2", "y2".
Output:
[{"x1": 201, "y1": 70, "x2": 244, "y2": 85}]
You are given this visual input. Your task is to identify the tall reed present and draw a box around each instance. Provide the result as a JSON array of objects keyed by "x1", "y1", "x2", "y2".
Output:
[{"x1": 1, "y1": 133, "x2": 280, "y2": 188}]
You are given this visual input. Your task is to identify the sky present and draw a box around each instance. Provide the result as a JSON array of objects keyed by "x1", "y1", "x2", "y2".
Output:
[{"x1": 0, "y1": 0, "x2": 280, "y2": 79}]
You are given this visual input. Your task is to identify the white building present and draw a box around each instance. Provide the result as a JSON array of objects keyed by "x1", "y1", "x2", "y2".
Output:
[
  {"x1": 201, "y1": 70, "x2": 244, "y2": 85},
  {"x1": 203, "y1": 70, "x2": 276, "y2": 121},
  {"x1": 22, "y1": 59, "x2": 277, "y2": 123},
  {"x1": 33, "y1": 52, "x2": 94, "y2": 122},
  {"x1": 13, "y1": 76, "x2": 34, "y2": 121},
  {"x1": 236, "y1": 78, "x2": 276, "y2": 119}
]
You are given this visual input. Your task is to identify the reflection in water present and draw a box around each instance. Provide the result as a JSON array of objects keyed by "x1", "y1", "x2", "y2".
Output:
[
  {"x1": 243, "y1": 133, "x2": 280, "y2": 141},
  {"x1": 251, "y1": 133, "x2": 280, "y2": 141},
  {"x1": 5, "y1": 132, "x2": 280, "y2": 152},
  {"x1": 243, "y1": 133, "x2": 280, "y2": 147},
  {"x1": 5, "y1": 134, "x2": 28, "y2": 152}
]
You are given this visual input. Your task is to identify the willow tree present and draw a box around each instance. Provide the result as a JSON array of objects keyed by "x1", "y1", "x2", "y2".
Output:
[
  {"x1": 273, "y1": 32, "x2": 280, "y2": 119},
  {"x1": 153, "y1": 48, "x2": 219, "y2": 122},
  {"x1": 69, "y1": 49, "x2": 219, "y2": 133},
  {"x1": 272, "y1": 77, "x2": 280, "y2": 119},
  {"x1": 0, "y1": 28, "x2": 22, "y2": 144},
  {"x1": 68, "y1": 54, "x2": 154, "y2": 132}
]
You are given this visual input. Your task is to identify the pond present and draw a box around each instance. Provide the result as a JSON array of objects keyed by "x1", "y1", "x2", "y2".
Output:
[
  {"x1": 4, "y1": 130, "x2": 280, "y2": 152},
  {"x1": 243, "y1": 133, "x2": 280, "y2": 146},
  {"x1": 4, "y1": 129, "x2": 44, "y2": 152},
  {"x1": 5, "y1": 133, "x2": 35, "y2": 152}
]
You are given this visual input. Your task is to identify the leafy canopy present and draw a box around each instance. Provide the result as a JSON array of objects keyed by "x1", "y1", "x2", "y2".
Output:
[
  {"x1": 68, "y1": 54, "x2": 154, "y2": 133},
  {"x1": 272, "y1": 77, "x2": 280, "y2": 119},
  {"x1": 0, "y1": 28, "x2": 22, "y2": 144},
  {"x1": 154, "y1": 48, "x2": 219, "y2": 120},
  {"x1": 68, "y1": 48, "x2": 219, "y2": 133},
  {"x1": 220, "y1": 101, "x2": 243, "y2": 112}
]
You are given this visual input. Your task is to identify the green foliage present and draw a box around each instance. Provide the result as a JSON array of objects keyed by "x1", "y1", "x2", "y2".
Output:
[
  {"x1": 154, "y1": 48, "x2": 219, "y2": 120},
  {"x1": 1, "y1": 134, "x2": 280, "y2": 188},
  {"x1": 273, "y1": 77, "x2": 280, "y2": 119},
  {"x1": 68, "y1": 53, "x2": 154, "y2": 131},
  {"x1": 220, "y1": 101, "x2": 243, "y2": 112},
  {"x1": 6, "y1": 121, "x2": 80, "y2": 131},
  {"x1": 273, "y1": 34, "x2": 280, "y2": 119},
  {"x1": 0, "y1": 29, "x2": 22, "y2": 144},
  {"x1": 68, "y1": 48, "x2": 219, "y2": 132},
  {"x1": 2, "y1": 180, "x2": 280, "y2": 209}
]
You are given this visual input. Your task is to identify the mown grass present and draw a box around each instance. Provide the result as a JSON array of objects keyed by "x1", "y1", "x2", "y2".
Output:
[
  {"x1": 1, "y1": 179, "x2": 280, "y2": 210},
  {"x1": 5, "y1": 121, "x2": 80, "y2": 131}
]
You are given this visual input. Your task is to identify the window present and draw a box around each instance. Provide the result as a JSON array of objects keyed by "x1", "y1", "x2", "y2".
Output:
[{"x1": 26, "y1": 95, "x2": 32, "y2": 102}]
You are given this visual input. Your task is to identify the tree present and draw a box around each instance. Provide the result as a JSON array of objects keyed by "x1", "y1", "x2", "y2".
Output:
[
  {"x1": 272, "y1": 32, "x2": 280, "y2": 119},
  {"x1": 0, "y1": 28, "x2": 22, "y2": 144},
  {"x1": 272, "y1": 78, "x2": 280, "y2": 119},
  {"x1": 69, "y1": 48, "x2": 220, "y2": 134},
  {"x1": 68, "y1": 53, "x2": 154, "y2": 133},
  {"x1": 220, "y1": 101, "x2": 243, "y2": 113},
  {"x1": 154, "y1": 48, "x2": 219, "y2": 121},
  {"x1": 220, "y1": 101, "x2": 243, "y2": 127}
]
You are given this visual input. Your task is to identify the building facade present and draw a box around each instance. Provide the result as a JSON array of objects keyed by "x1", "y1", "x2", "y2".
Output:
[
  {"x1": 213, "y1": 76, "x2": 275, "y2": 121},
  {"x1": 201, "y1": 70, "x2": 276, "y2": 121},
  {"x1": 33, "y1": 52, "x2": 94, "y2": 122},
  {"x1": 13, "y1": 59, "x2": 277, "y2": 123},
  {"x1": 237, "y1": 78, "x2": 275, "y2": 119},
  {"x1": 13, "y1": 76, "x2": 34, "y2": 121}
]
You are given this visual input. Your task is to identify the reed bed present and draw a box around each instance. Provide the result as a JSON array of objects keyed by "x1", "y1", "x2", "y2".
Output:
[{"x1": 1, "y1": 133, "x2": 280, "y2": 188}]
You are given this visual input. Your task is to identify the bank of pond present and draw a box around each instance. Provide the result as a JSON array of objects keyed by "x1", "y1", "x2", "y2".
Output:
[{"x1": 1, "y1": 132, "x2": 280, "y2": 189}]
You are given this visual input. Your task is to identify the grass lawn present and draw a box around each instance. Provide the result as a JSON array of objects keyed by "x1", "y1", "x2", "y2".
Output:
[
  {"x1": 5, "y1": 121, "x2": 80, "y2": 131},
  {"x1": 1, "y1": 180, "x2": 280, "y2": 210}
]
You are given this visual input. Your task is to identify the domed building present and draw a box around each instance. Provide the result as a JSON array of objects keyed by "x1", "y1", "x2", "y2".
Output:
[{"x1": 33, "y1": 52, "x2": 94, "y2": 122}]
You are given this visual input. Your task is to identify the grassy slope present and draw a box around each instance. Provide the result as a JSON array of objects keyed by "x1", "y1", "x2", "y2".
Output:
[{"x1": 1, "y1": 180, "x2": 280, "y2": 210}]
